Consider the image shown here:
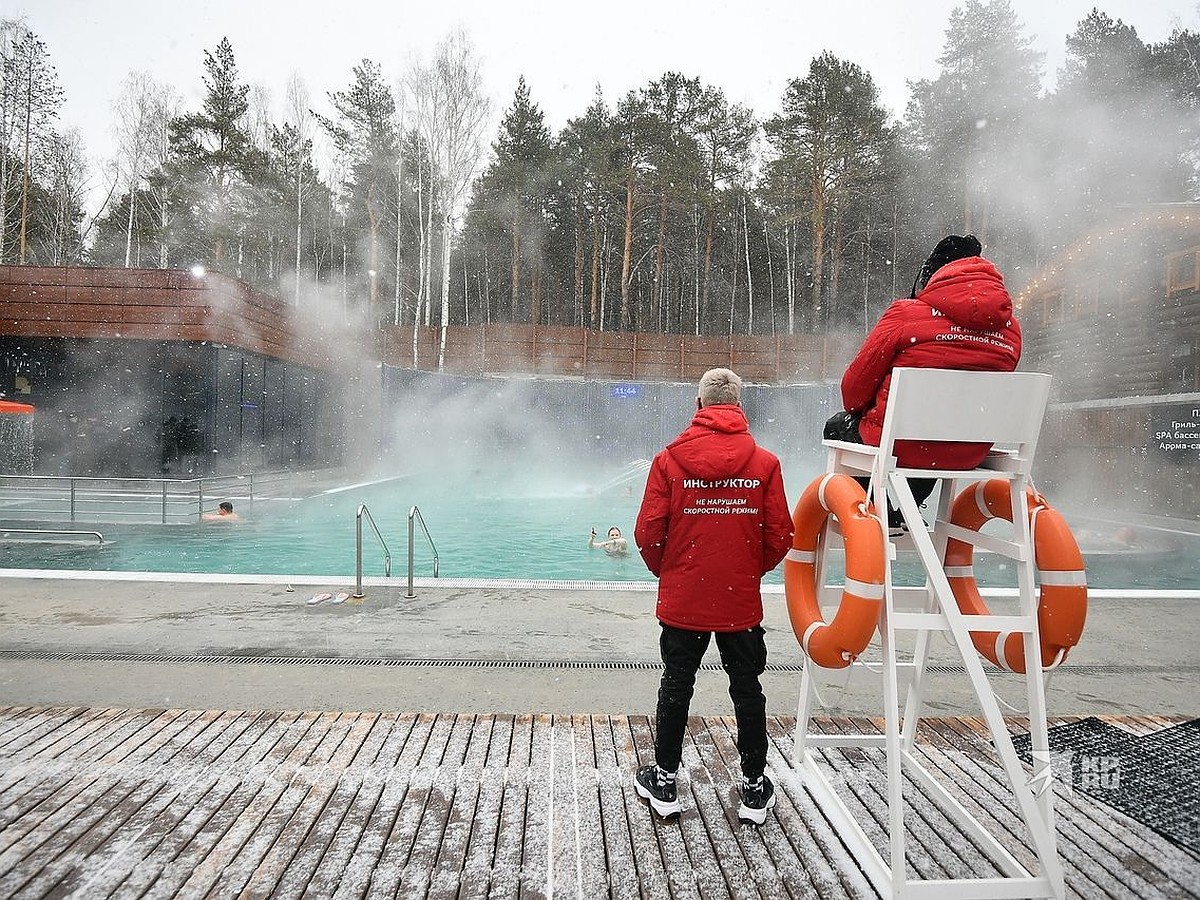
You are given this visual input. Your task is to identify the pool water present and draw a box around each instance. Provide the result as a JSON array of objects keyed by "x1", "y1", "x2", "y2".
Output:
[
  {"x1": 2, "y1": 468, "x2": 1197, "y2": 590},
  {"x1": 0, "y1": 469, "x2": 649, "y2": 582}
]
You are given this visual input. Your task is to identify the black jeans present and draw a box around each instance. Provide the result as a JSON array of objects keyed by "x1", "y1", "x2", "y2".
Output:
[
  {"x1": 823, "y1": 410, "x2": 935, "y2": 513},
  {"x1": 654, "y1": 623, "x2": 768, "y2": 781}
]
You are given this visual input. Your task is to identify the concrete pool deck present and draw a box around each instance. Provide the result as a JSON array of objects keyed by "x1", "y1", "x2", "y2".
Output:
[{"x1": 0, "y1": 573, "x2": 1196, "y2": 717}]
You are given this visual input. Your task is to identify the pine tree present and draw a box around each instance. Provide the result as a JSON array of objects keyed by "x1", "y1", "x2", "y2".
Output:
[
  {"x1": 1, "y1": 25, "x2": 63, "y2": 264},
  {"x1": 766, "y1": 52, "x2": 895, "y2": 331},
  {"x1": 168, "y1": 37, "x2": 254, "y2": 268},
  {"x1": 315, "y1": 59, "x2": 398, "y2": 310},
  {"x1": 1041, "y1": 10, "x2": 1192, "y2": 231},
  {"x1": 905, "y1": 0, "x2": 1043, "y2": 247}
]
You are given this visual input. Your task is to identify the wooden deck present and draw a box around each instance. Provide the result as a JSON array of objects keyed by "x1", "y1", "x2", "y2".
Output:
[{"x1": 0, "y1": 709, "x2": 1195, "y2": 899}]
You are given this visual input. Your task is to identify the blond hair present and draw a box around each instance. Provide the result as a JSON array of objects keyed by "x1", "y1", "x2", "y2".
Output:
[{"x1": 698, "y1": 368, "x2": 742, "y2": 407}]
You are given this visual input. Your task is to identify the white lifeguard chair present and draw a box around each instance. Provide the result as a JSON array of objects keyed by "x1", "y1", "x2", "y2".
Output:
[{"x1": 793, "y1": 368, "x2": 1064, "y2": 899}]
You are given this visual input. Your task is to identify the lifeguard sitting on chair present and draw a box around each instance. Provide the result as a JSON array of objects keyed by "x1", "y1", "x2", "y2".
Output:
[{"x1": 823, "y1": 233, "x2": 1021, "y2": 531}]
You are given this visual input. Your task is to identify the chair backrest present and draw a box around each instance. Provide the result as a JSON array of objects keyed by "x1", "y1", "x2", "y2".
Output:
[{"x1": 877, "y1": 368, "x2": 1052, "y2": 468}]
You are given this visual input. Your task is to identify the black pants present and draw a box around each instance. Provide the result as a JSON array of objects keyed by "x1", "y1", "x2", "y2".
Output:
[
  {"x1": 823, "y1": 410, "x2": 935, "y2": 512},
  {"x1": 654, "y1": 623, "x2": 768, "y2": 781}
]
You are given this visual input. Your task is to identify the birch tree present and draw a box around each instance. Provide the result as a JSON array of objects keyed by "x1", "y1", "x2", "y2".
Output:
[
  {"x1": 34, "y1": 126, "x2": 87, "y2": 264},
  {"x1": 111, "y1": 71, "x2": 172, "y2": 267},
  {"x1": 408, "y1": 29, "x2": 490, "y2": 369}
]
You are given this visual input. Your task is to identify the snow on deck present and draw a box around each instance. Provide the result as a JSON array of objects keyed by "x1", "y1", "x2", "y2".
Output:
[{"x1": 0, "y1": 709, "x2": 1195, "y2": 898}]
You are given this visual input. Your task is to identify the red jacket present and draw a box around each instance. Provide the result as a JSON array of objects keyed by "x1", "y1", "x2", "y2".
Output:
[
  {"x1": 635, "y1": 404, "x2": 793, "y2": 632},
  {"x1": 841, "y1": 256, "x2": 1022, "y2": 469}
]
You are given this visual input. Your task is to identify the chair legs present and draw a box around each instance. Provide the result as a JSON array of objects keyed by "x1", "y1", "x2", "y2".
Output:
[{"x1": 792, "y1": 468, "x2": 1065, "y2": 899}]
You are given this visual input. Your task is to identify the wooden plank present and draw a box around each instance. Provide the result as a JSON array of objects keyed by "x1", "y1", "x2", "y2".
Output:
[
  {"x1": 764, "y1": 717, "x2": 876, "y2": 899},
  {"x1": 567, "y1": 714, "x2": 612, "y2": 899},
  {"x1": 625, "y1": 714, "x2": 704, "y2": 899},
  {"x1": 0, "y1": 708, "x2": 196, "y2": 895},
  {"x1": 425, "y1": 714, "x2": 495, "y2": 899},
  {"x1": 19, "y1": 708, "x2": 234, "y2": 897},
  {"x1": 304, "y1": 712, "x2": 421, "y2": 898},
  {"x1": 0, "y1": 708, "x2": 167, "y2": 856},
  {"x1": 517, "y1": 713, "x2": 552, "y2": 900},
  {"x1": 679, "y1": 716, "x2": 756, "y2": 899},
  {"x1": 360, "y1": 712, "x2": 455, "y2": 898},
  {"x1": 456, "y1": 714, "x2": 514, "y2": 900},
  {"x1": 397, "y1": 713, "x2": 480, "y2": 897},
  {"x1": 0, "y1": 706, "x2": 87, "y2": 759},
  {"x1": 0, "y1": 709, "x2": 1197, "y2": 899},
  {"x1": 331, "y1": 713, "x2": 436, "y2": 898},
  {"x1": 699, "y1": 715, "x2": 814, "y2": 900},
  {"x1": 63, "y1": 708, "x2": 271, "y2": 898},
  {"x1": 937, "y1": 716, "x2": 1129, "y2": 899},
  {"x1": 235, "y1": 712, "x2": 382, "y2": 898},
  {"x1": 849, "y1": 715, "x2": 1000, "y2": 881},
  {"x1": 962, "y1": 715, "x2": 1200, "y2": 897},
  {"x1": 268, "y1": 711, "x2": 393, "y2": 898},
  {"x1": 173, "y1": 710, "x2": 347, "y2": 897},
  {"x1": 482, "y1": 713, "x2": 530, "y2": 900},
  {"x1": 604, "y1": 714, "x2": 672, "y2": 899},
  {"x1": 147, "y1": 711, "x2": 325, "y2": 898}
]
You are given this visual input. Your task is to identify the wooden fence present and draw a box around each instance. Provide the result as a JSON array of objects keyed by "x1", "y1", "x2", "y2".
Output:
[{"x1": 382, "y1": 323, "x2": 857, "y2": 384}]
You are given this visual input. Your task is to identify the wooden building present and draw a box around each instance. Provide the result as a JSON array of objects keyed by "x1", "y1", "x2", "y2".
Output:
[
  {"x1": 0, "y1": 266, "x2": 357, "y2": 477},
  {"x1": 1016, "y1": 204, "x2": 1200, "y2": 518}
]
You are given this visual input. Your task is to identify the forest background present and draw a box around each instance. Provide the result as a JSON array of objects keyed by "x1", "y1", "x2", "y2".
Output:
[{"x1": 2, "y1": 1, "x2": 1198, "y2": 344}]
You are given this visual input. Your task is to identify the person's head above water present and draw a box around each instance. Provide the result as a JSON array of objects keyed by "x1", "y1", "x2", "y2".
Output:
[
  {"x1": 218, "y1": 501, "x2": 234, "y2": 515},
  {"x1": 697, "y1": 367, "x2": 742, "y2": 408},
  {"x1": 607, "y1": 526, "x2": 622, "y2": 539}
]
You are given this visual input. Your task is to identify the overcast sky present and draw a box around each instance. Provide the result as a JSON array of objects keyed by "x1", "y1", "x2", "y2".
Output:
[{"x1": 18, "y1": 0, "x2": 1200, "y2": 170}]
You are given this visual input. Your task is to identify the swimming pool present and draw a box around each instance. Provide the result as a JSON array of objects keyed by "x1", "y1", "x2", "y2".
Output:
[{"x1": 2, "y1": 465, "x2": 1198, "y2": 591}]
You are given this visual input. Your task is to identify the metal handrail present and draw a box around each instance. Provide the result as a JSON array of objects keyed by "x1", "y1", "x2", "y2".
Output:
[
  {"x1": 407, "y1": 505, "x2": 440, "y2": 598},
  {"x1": 0, "y1": 472, "x2": 254, "y2": 525},
  {"x1": 354, "y1": 504, "x2": 392, "y2": 599},
  {"x1": 0, "y1": 528, "x2": 104, "y2": 545}
]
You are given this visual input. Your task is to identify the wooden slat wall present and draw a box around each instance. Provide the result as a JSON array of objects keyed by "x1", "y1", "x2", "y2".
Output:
[
  {"x1": 0, "y1": 266, "x2": 349, "y2": 372},
  {"x1": 382, "y1": 324, "x2": 858, "y2": 384}
]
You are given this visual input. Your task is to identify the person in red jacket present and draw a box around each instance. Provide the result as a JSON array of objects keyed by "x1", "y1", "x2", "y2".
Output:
[
  {"x1": 824, "y1": 234, "x2": 1021, "y2": 529},
  {"x1": 633, "y1": 367, "x2": 793, "y2": 824}
]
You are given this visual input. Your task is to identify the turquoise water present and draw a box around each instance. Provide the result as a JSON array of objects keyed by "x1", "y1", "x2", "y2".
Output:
[
  {"x1": 1, "y1": 468, "x2": 1197, "y2": 590},
  {"x1": 0, "y1": 469, "x2": 649, "y2": 582}
]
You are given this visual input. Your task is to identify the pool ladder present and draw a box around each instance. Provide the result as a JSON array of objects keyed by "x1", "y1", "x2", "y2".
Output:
[{"x1": 354, "y1": 504, "x2": 439, "y2": 599}]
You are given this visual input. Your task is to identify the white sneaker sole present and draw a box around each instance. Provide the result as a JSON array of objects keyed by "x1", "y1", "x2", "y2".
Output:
[
  {"x1": 738, "y1": 790, "x2": 777, "y2": 825},
  {"x1": 635, "y1": 781, "x2": 681, "y2": 817}
]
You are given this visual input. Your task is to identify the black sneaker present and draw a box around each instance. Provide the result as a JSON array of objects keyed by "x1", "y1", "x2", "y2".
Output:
[
  {"x1": 635, "y1": 764, "x2": 681, "y2": 817},
  {"x1": 738, "y1": 774, "x2": 777, "y2": 825}
]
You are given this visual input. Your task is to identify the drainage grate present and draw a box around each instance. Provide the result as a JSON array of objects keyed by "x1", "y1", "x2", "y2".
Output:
[{"x1": 0, "y1": 648, "x2": 1194, "y2": 676}]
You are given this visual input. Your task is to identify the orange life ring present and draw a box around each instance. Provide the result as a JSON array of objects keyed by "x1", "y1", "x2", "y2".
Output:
[
  {"x1": 784, "y1": 473, "x2": 886, "y2": 669},
  {"x1": 944, "y1": 479, "x2": 1087, "y2": 673}
]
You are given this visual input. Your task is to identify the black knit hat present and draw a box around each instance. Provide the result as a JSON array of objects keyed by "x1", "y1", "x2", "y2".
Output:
[{"x1": 910, "y1": 234, "x2": 982, "y2": 297}]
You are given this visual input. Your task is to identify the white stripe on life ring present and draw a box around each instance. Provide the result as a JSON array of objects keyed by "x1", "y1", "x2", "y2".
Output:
[
  {"x1": 994, "y1": 631, "x2": 1015, "y2": 671},
  {"x1": 1038, "y1": 569, "x2": 1088, "y2": 586},
  {"x1": 844, "y1": 577, "x2": 885, "y2": 600},
  {"x1": 802, "y1": 620, "x2": 824, "y2": 654},
  {"x1": 974, "y1": 481, "x2": 992, "y2": 521},
  {"x1": 817, "y1": 473, "x2": 838, "y2": 511},
  {"x1": 786, "y1": 548, "x2": 816, "y2": 564},
  {"x1": 944, "y1": 566, "x2": 974, "y2": 579}
]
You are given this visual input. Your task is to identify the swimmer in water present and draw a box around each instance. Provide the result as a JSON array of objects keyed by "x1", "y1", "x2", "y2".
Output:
[
  {"x1": 202, "y1": 501, "x2": 240, "y2": 521},
  {"x1": 589, "y1": 525, "x2": 629, "y2": 557}
]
